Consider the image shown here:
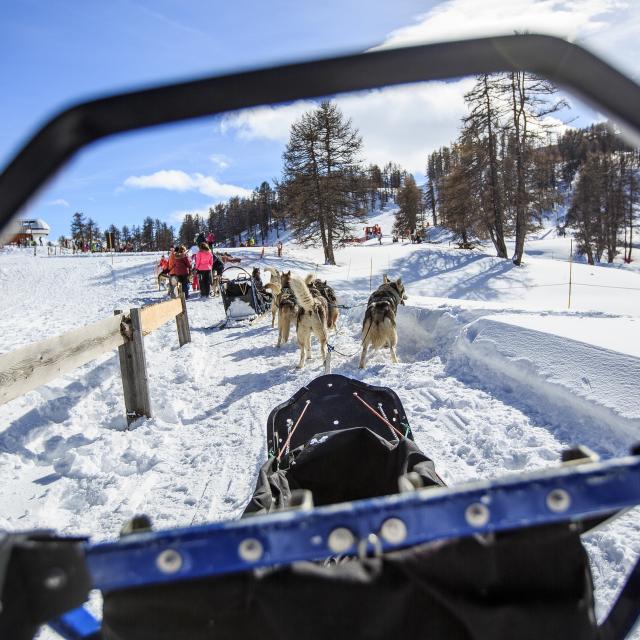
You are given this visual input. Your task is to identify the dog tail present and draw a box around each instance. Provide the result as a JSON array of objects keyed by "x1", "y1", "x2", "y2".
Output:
[
  {"x1": 289, "y1": 276, "x2": 315, "y2": 312},
  {"x1": 264, "y1": 266, "x2": 280, "y2": 279},
  {"x1": 264, "y1": 281, "x2": 281, "y2": 296}
]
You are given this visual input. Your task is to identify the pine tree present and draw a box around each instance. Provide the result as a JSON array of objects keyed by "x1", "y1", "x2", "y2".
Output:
[
  {"x1": 281, "y1": 101, "x2": 365, "y2": 264},
  {"x1": 394, "y1": 175, "x2": 422, "y2": 236},
  {"x1": 70, "y1": 212, "x2": 86, "y2": 244},
  {"x1": 463, "y1": 74, "x2": 509, "y2": 258}
]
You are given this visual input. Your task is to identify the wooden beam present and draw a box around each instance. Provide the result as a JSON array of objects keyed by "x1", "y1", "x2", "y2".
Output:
[
  {"x1": 0, "y1": 313, "x2": 127, "y2": 406},
  {"x1": 139, "y1": 297, "x2": 183, "y2": 335}
]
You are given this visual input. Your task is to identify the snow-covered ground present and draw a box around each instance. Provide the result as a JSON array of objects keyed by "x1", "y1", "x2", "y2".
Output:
[{"x1": 1, "y1": 219, "x2": 640, "y2": 636}]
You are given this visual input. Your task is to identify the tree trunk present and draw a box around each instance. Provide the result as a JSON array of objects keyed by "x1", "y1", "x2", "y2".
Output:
[{"x1": 483, "y1": 77, "x2": 508, "y2": 259}]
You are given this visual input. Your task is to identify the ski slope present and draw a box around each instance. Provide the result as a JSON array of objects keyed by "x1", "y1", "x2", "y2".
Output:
[{"x1": 1, "y1": 232, "x2": 640, "y2": 636}]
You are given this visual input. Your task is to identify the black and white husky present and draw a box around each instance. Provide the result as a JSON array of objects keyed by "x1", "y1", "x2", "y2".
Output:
[{"x1": 358, "y1": 275, "x2": 407, "y2": 369}]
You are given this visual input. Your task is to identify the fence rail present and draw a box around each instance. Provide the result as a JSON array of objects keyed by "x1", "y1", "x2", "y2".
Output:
[{"x1": 0, "y1": 295, "x2": 190, "y2": 425}]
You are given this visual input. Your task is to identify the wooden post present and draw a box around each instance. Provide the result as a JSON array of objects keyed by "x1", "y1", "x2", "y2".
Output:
[
  {"x1": 175, "y1": 293, "x2": 191, "y2": 346},
  {"x1": 115, "y1": 309, "x2": 152, "y2": 427}
]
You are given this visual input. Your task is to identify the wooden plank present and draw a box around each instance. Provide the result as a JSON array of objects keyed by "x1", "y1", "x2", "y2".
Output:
[
  {"x1": 0, "y1": 313, "x2": 127, "y2": 406},
  {"x1": 118, "y1": 308, "x2": 152, "y2": 426},
  {"x1": 176, "y1": 293, "x2": 191, "y2": 347},
  {"x1": 139, "y1": 297, "x2": 183, "y2": 335}
]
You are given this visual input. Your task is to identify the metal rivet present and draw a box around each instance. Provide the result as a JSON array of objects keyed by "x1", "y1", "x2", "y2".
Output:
[
  {"x1": 546, "y1": 488, "x2": 571, "y2": 513},
  {"x1": 380, "y1": 517, "x2": 407, "y2": 545},
  {"x1": 328, "y1": 527, "x2": 355, "y2": 554},
  {"x1": 43, "y1": 567, "x2": 67, "y2": 590},
  {"x1": 238, "y1": 538, "x2": 263, "y2": 562},
  {"x1": 465, "y1": 502, "x2": 490, "y2": 527},
  {"x1": 156, "y1": 549, "x2": 183, "y2": 574}
]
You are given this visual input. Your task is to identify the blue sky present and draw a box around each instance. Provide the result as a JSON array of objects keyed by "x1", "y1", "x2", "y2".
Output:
[{"x1": 2, "y1": 0, "x2": 638, "y2": 241}]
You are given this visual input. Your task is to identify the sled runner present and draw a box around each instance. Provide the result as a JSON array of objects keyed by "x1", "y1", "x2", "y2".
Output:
[
  {"x1": 1, "y1": 375, "x2": 640, "y2": 640},
  {"x1": 214, "y1": 265, "x2": 271, "y2": 328}
]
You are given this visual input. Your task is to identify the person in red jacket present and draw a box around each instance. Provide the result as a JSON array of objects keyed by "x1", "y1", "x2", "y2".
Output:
[
  {"x1": 194, "y1": 242, "x2": 214, "y2": 297},
  {"x1": 170, "y1": 245, "x2": 192, "y2": 299}
]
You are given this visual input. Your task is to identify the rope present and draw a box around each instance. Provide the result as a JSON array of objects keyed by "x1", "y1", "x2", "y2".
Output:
[
  {"x1": 277, "y1": 400, "x2": 311, "y2": 461},
  {"x1": 353, "y1": 392, "x2": 405, "y2": 439}
]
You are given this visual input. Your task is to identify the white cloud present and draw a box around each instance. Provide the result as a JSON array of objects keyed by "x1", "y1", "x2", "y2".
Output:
[
  {"x1": 372, "y1": 0, "x2": 626, "y2": 50},
  {"x1": 218, "y1": 82, "x2": 474, "y2": 174},
  {"x1": 47, "y1": 198, "x2": 70, "y2": 207},
  {"x1": 219, "y1": 102, "x2": 316, "y2": 142},
  {"x1": 209, "y1": 154, "x2": 231, "y2": 170},
  {"x1": 123, "y1": 170, "x2": 252, "y2": 199},
  {"x1": 216, "y1": 0, "x2": 637, "y2": 173}
]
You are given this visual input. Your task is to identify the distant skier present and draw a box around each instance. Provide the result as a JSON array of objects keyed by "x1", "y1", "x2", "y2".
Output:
[{"x1": 194, "y1": 243, "x2": 214, "y2": 298}]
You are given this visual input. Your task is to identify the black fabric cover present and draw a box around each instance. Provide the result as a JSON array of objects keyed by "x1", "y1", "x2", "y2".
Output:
[
  {"x1": 244, "y1": 427, "x2": 443, "y2": 515},
  {"x1": 267, "y1": 374, "x2": 414, "y2": 458},
  {"x1": 0, "y1": 533, "x2": 91, "y2": 640},
  {"x1": 102, "y1": 525, "x2": 596, "y2": 640}
]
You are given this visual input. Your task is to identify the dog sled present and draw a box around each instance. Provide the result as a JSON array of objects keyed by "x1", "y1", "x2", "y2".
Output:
[
  {"x1": 214, "y1": 265, "x2": 271, "y2": 328},
  {"x1": 3, "y1": 374, "x2": 640, "y2": 640}
]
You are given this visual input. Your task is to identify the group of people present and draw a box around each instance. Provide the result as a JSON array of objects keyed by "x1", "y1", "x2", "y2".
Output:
[{"x1": 158, "y1": 243, "x2": 224, "y2": 299}]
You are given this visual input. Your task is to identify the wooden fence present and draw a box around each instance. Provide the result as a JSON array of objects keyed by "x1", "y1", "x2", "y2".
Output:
[{"x1": 0, "y1": 295, "x2": 190, "y2": 426}]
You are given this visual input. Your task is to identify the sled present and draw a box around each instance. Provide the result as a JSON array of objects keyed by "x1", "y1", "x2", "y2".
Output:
[
  {"x1": 2, "y1": 374, "x2": 639, "y2": 640},
  {"x1": 214, "y1": 265, "x2": 271, "y2": 329}
]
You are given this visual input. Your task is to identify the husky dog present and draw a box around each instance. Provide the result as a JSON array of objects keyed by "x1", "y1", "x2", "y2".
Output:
[
  {"x1": 358, "y1": 275, "x2": 407, "y2": 369},
  {"x1": 168, "y1": 275, "x2": 182, "y2": 299},
  {"x1": 289, "y1": 274, "x2": 329, "y2": 369},
  {"x1": 276, "y1": 271, "x2": 298, "y2": 347},
  {"x1": 157, "y1": 272, "x2": 170, "y2": 291},
  {"x1": 263, "y1": 266, "x2": 282, "y2": 327},
  {"x1": 308, "y1": 278, "x2": 339, "y2": 330}
]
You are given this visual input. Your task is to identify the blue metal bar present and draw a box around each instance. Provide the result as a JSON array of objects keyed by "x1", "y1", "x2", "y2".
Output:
[
  {"x1": 86, "y1": 454, "x2": 640, "y2": 592},
  {"x1": 47, "y1": 606, "x2": 101, "y2": 639}
]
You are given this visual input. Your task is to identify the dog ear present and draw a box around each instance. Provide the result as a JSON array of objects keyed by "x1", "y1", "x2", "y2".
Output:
[
  {"x1": 305, "y1": 273, "x2": 314, "y2": 284},
  {"x1": 397, "y1": 278, "x2": 402, "y2": 285},
  {"x1": 383, "y1": 274, "x2": 389, "y2": 283}
]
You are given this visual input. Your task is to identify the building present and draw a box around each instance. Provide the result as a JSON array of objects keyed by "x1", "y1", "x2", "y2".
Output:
[{"x1": 5, "y1": 217, "x2": 51, "y2": 245}]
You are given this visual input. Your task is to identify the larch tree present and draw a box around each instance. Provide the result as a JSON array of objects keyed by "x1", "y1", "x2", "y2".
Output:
[{"x1": 281, "y1": 101, "x2": 366, "y2": 265}]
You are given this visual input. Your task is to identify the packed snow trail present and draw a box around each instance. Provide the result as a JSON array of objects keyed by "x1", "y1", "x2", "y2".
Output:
[{"x1": 1, "y1": 244, "x2": 640, "y2": 635}]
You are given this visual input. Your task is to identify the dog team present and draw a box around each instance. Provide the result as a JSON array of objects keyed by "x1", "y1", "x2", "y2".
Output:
[{"x1": 261, "y1": 266, "x2": 406, "y2": 370}]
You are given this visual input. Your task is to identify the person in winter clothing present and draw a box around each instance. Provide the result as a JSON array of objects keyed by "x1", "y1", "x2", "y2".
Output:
[
  {"x1": 194, "y1": 242, "x2": 214, "y2": 297},
  {"x1": 277, "y1": 240, "x2": 283, "y2": 257},
  {"x1": 196, "y1": 232, "x2": 206, "y2": 245},
  {"x1": 170, "y1": 246, "x2": 192, "y2": 299},
  {"x1": 206, "y1": 231, "x2": 215, "y2": 247}
]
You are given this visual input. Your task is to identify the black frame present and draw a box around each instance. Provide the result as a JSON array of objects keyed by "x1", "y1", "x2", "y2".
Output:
[{"x1": 2, "y1": 34, "x2": 640, "y2": 232}]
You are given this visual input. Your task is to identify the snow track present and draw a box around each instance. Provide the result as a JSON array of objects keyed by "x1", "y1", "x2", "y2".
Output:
[{"x1": 1, "y1": 245, "x2": 640, "y2": 633}]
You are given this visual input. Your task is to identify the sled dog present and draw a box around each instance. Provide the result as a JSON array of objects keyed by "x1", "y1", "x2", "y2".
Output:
[
  {"x1": 276, "y1": 271, "x2": 298, "y2": 347},
  {"x1": 289, "y1": 274, "x2": 329, "y2": 369},
  {"x1": 168, "y1": 275, "x2": 182, "y2": 299},
  {"x1": 358, "y1": 275, "x2": 407, "y2": 369},
  {"x1": 308, "y1": 277, "x2": 339, "y2": 330},
  {"x1": 263, "y1": 266, "x2": 282, "y2": 327},
  {"x1": 157, "y1": 272, "x2": 170, "y2": 291}
]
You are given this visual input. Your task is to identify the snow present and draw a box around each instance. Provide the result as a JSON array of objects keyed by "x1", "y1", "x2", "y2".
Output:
[{"x1": 1, "y1": 227, "x2": 640, "y2": 637}]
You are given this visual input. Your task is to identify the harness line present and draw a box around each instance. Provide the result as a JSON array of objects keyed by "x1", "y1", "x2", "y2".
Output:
[
  {"x1": 352, "y1": 392, "x2": 405, "y2": 439},
  {"x1": 277, "y1": 399, "x2": 312, "y2": 462}
]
